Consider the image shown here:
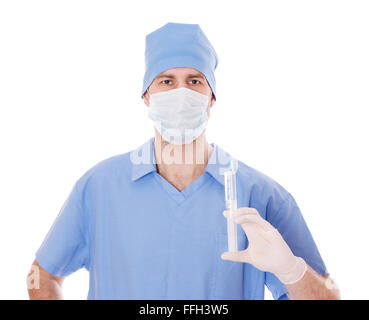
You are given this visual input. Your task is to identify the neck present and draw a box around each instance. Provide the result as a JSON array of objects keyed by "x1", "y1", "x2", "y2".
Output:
[{"x1": 153, "y1": 131, "x2": 213, "y2": 191}]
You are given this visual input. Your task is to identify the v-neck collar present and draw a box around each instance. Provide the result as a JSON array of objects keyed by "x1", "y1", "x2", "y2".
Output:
[
  {"x1": 130, "y1": 137, "x2": 239, "y2": 203},
  {"x1": 152, "y1": 170, "x2": 211, "y2": 204}
]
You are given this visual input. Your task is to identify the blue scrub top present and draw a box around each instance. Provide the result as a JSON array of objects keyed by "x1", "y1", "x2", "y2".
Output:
[{"x1": 35, "y1": 137, "x2": 328, "y2": 300}]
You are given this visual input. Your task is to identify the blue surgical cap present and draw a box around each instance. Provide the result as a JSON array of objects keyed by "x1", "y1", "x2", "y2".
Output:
[{"x1": 141, "y1": 22, "x2": 218, "y2": 100}]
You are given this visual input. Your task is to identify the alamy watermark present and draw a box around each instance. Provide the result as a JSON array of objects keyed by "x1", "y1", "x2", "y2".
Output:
[{"x1": 27, "y1": 265, "x2": 40, "y2": 290}]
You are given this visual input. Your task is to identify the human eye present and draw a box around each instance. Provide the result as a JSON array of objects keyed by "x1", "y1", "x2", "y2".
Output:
[
  {"x1": 189, "y1": 79, "x2": 201, "y2": 85},
  {"x1": 160, "y1": 79, "x2": 172, "y2": 85}
]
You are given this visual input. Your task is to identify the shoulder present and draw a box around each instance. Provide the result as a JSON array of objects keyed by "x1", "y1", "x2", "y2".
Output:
[
  {"x1": 234, "y1": 160, "x2": 301, "y2": 224},
  {"x1": 235, "y1": 159, "x2": 292, "y2": 209},
  {"x1": 75, "y1": 150, "x2": 133, "y2": 190},
  {"x1": 213, "y1": 143, "x2": 292, "y2": 206}
]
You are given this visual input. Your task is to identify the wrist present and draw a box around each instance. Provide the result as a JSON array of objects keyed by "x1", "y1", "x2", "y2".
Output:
[{"x1": 275, "y1": 256, "x2": 308, "y2": 285}]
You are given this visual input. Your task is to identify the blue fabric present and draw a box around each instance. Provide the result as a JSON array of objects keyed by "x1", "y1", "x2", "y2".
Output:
[
  {"x1": 141, "y1": 22, "x2": 218, "y2": 100},
  {"x1": 35, "y1": 137, "x2": 328, "y2": 299}
]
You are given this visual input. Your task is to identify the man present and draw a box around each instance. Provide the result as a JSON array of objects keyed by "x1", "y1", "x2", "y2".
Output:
[{"x1": 27, "y1": 22, "x2": 339, "y2": 300}]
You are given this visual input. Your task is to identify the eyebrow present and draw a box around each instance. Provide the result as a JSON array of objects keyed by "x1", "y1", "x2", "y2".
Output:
[{"x1": 155, "y1": 73, "x2": 205, "y2": 80}]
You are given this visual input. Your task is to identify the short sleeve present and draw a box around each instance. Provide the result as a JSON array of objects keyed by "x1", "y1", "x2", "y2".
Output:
[
  {"x1": 35, "y1": 179, "x2": 89, "y2": 277},
  {"x1": 278, "y1": 293, "x2": 289, "y2": 300},
  {"x1": 264, "y1": 193, "x2": 329, "y2": 299}
]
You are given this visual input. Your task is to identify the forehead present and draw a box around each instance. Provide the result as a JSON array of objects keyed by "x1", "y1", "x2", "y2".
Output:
[{"x1": 155, "y1": 67, "x2": 206, "y2": 79}]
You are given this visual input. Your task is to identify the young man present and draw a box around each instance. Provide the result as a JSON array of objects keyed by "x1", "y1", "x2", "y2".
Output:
[{"x1": 28, "y1": 22, "x2": 339, "y2": 300}]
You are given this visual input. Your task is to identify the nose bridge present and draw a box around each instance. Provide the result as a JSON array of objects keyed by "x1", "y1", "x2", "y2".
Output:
[{"x1": 173, "y1": 77, "x2": 190, "y2": 89}]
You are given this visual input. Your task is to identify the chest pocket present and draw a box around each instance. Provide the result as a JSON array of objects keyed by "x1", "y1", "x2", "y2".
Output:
[{"x1": 211, "y1": 232, "x2": 248, "y2": 299}]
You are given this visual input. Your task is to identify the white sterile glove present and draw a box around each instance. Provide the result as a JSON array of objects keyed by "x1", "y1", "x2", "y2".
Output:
[{"x1": 221, "y1": 207, "x2": 307, "y2": 285}]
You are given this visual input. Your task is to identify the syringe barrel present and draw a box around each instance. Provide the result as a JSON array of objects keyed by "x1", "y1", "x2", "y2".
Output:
[
  {"x1": 224, "y1": 169, "x2": 238, "y2": 252},
  {"x1": 224, "y1": 171, "x2": 237, "y2": 202}
]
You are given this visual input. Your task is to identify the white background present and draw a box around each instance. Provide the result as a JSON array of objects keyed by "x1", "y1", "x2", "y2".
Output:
[{"x1": 0, "y1": 0, "x2": 368, "y2": 300}]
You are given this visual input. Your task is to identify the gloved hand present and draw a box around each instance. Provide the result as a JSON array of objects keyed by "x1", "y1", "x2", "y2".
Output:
[{"x1": 221, "y1": 207, "x2": 307, "y2": 285}]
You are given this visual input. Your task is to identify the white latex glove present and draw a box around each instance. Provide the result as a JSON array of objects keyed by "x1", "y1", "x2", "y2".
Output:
[{"x1": 221, "y1": 207, "x2": 307, "y2": 285}]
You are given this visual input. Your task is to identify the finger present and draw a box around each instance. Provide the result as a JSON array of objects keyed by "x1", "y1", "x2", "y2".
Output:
[
  {"x1": 223, "y1": 210, "x2": 264, "y2": 239},
  {"x1": 236, "y1": 215, "x2": 272, "y2": 231},
  {"x1": 221, "y1": 250, "x2": 252, "y2": 264},
  {"x1": 221, "y1": 251, "x2": 243, "y2": 262},
  {"x1": 222, "y1": 210, "x2": 227, "y2": 218},
  {"x1": 222, "y1": 209, "x2": 236, "y2": 218},
  {"x1": 236, "y1": 208, "x2": 274, "y2": 232},
  {"x1": 237, "y1": 207, "x2": 260, "y2": 217},
  {"x1": 223, "y1": 207, "x2": 259, "y2": 219},
  {"x1": 223, "y1": 209, "x2": 273, "y2": 232}
]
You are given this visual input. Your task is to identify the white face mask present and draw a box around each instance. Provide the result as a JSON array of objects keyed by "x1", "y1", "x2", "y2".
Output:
[{"x1": 147, "y1": 87, "x2": 210, "y2": 145}]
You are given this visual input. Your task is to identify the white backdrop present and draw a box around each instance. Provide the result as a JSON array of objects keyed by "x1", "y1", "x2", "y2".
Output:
[{"x1": 0, "y1": 0, "x2": 368, "y2": 300}]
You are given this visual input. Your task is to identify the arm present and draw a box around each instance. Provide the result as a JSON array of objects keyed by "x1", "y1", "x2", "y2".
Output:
[
  {"x1": 30, "y1": 179, "x2": 89, "y2": 299},
  {"x1": 285, "y1": 264, "x2": 340, "y2": 300},
  {"x1": 221, "y1": 207, "x2": 340, "y2": 300},
  {"x1": 27, "y1": 259, "x2": 65, "y2": 300}
]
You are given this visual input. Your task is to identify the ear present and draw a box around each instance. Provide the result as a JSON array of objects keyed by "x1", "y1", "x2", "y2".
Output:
[
  {"x1": 143, "y1": 91, "x2": 150, "y2": 107},
  {"x1": 210, "y1": 94, "x2": 215, "y2": 108}
]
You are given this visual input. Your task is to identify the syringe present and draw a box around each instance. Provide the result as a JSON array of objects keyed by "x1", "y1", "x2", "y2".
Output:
[{"x1": 224, "y1": 160, "x2": 238, "y2": 252}]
